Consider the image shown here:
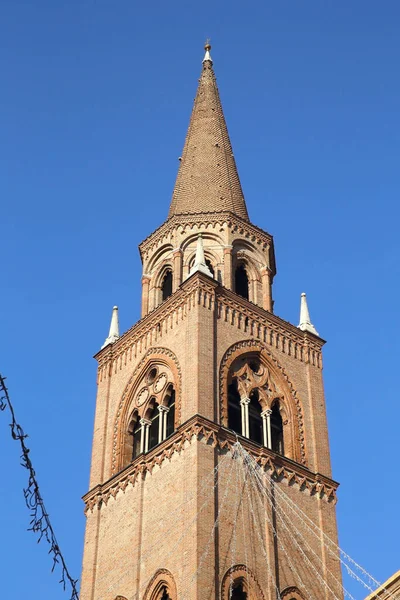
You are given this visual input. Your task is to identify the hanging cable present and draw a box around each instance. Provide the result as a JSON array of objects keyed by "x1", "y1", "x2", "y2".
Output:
[
  {"x1": 0, "y1": 374, "x2": 79, "y2": 600},
  {"x1": 240, "y1": 444, "x2": 347, "y2": 600}
]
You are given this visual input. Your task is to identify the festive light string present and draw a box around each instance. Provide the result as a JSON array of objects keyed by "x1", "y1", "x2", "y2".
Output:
[
  {"x1": 254, "y1": 457, "x2": 381, "y2": 595},
  {"x1": 237, "y1": 446, "x2": 284, "y2": 600},
  {"x1": 0, "y1": 374, "x2": 80, "y2": 600},
  {"x1": 100, "y1": 440, "x2": 395, "y2": 600},
  {"x1": 180, "y1": 448, "x2": 238, "y2": 600},
  {"x1": 238, "y1": 457, "x2": 251, "y2": 598},
  {"x1": 239, "y1": 443, "x2": 399, "y2": 600},
  {"x1": 238, "y1": 444, "x2": 345, "y2": 600},
  {"x1": 239, "y1": 445, "x2": 347, "y2": 599},
  {"x1": 243, "y1": 447, "x2": 317, "y2": 600},
  {"x1": 4, "y1": 367, "x2": 391, "y2": 600},
  {"x1": 115, "y1": 447, "x2": 235, "y2": 599}
]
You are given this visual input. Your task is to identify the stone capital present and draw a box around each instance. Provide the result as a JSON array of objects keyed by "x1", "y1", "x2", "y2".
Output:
[
  {"x1": 240, "y1": 397, "x2": 251, "y2": 406},
  {"x1": 261, "y1": 409, "x2": 272, "y2": 418}
]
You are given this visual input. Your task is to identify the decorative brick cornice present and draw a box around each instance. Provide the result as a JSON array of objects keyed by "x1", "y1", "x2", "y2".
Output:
[
  {"x1": 94, "y1": 273, "x2": 323, "y2": 381},
  {"x1": 217, "y1": 287, "x2": 325, "y2": 353},
  {"x1": 139, "y1": 212, "x2": 275, "y2": 271},
  {"x1": 82, "y1": 415, "x2": 339, "y2": 513}
]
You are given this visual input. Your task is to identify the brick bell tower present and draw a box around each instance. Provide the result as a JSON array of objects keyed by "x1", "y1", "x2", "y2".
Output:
[{"x1": 80, "y1": 44, "x2": 343, "y2": 600}]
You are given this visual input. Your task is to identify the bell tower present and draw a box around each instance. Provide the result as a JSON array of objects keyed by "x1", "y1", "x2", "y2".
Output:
[{"x1": 80, "y1": 44, "x2": 342, "y2": 600}]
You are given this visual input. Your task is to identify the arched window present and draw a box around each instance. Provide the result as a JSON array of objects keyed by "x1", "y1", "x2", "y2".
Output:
[
  {"x1": 271, "y1": 401, "x2": 284, "y2": 454},
  {"x1": 165, "y1": 387, "x2": 176, "y2": 438},
  {"x1": 280, "y1": 586, "x2": 306, "y2": 600},
  {"x1": 235, "y1": 264, "x2": 249, "y2": 300},
  {"x1": 162, "y1": 270, "x2": 173, "y2": 301},
  {"x1": 228, "y1": 380, "x2": 242, "y2": 436},
  {"x1": 143, "y1": 569, "x2": 177, "y2": 600},
  {"x1": 205, "y1": 259, "x2": 215, "y2": 277},
  {"x1": 248, "y1": 389, "x2": 262, "y2": 445},
  {"x1": 231, "y1": 582, "x2": 247, "y2": 600},
  {"x1": 129, "y1": 411, "x2": 142, "y2": 460},
  {"x1": 148, "y1": 400, "x2": 160, "y2": 451}
]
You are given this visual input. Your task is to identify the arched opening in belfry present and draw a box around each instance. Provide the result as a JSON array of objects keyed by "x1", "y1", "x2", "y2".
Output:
[
  {"x1": 271, "y1": 400, "x2": 284, "y2": 455},
  {"x1": 129, "y1": 411, "x2": 141, "y2": 460},
  {"x1": 165, "y1": 385, "x2": 176, "y2": 438},
  {"x1": 161, "y1": 270, "x2": 173, "y2": 301},
  {"x1": 205, "y1": 259, "x2": 215, "y2": 277},
  {"x1": 231, "y1": 581, "x2": 247, "y2": 600},
  {"x1": 148, "y1": 400, "x2": 160, "y2": 451},
  {"x1": 248, "y1": 389, "x2": 262, "y2": 445},
  {"x1": 235, "y1": 264, "x2": 249, "y2": 300},
  {"x1": 160, "y1": 587, "x2": 171, "y2": 600},
  {"x1": 228, "y1": 379, "x2": 242, "y2": 436}
]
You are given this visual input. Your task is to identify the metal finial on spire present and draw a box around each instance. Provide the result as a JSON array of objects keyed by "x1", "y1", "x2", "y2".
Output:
[
  {"x1": 189, "y1": 234, "x2": 213, "y2": 278},
  {"x1": 298, "y1": 293, "x2": 319, "y2": 336},
  {"x1": 101, "y1": 305, "x2": 120, "y2": 349},
  {"x1": 203, "y1": 39, "x2": 213, "y2": 64}
]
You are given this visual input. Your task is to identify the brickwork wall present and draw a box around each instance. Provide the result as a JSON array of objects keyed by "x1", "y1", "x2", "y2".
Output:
[{"x1": 82, "y1": 272, "x2": 341, "y2": 600}]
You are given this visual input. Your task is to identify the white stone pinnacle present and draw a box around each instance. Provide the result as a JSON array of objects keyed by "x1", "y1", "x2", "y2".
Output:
[
  {"x1": 298, "y1": 293, "x2": 319, "y2": 336},
  {"x1": 203, "y1": 43, "x2": 213, "y2": 64},
  {"x1": 101, "y1": 305, "x2": 120, "y2": 349},
  {"x1": 189, "y1": 234, "x2": 213, "y2": 278}
]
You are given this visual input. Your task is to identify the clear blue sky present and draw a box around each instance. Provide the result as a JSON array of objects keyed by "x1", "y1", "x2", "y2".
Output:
[{"x1": 1, "y1": 1, "x2": 399, "y2": 598}]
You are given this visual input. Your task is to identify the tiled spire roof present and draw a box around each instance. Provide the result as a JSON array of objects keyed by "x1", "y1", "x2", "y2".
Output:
[{"x1": 168, "y1": 43, "x2": 250, "y2": 222}]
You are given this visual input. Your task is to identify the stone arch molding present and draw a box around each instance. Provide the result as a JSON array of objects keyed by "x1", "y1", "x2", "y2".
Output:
[
  {"x1": 220, "y1": 339, "x2": 307, "y2": 465},
  {"x1": 112, "y1": 347, "x2": 182, "y2": 473},
  {"x1": 221, "y1": 564, "x2": 266, "y2": 600},
  {"x1": 143, "y1": 568, "x2": 177, "y2": 600}
]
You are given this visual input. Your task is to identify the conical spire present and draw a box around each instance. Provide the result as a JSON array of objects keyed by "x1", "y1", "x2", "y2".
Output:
[
  {"x1": 189, "y1": 234, "x2": 213, "y2": 278},
  {"x1": 101, "y1": 306, "x2": 120, "y2": 349},
  {"x1": 168, "y1": 43, "x2": 249, "y2": 222},
  {"x1": 298, "y1": 293, "x2": 319, "y2": 336}
]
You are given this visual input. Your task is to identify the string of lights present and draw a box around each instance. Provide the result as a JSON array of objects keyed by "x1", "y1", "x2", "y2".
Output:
[{"x1": 0, "y1": 374, "x2": 80, "y2": 600}]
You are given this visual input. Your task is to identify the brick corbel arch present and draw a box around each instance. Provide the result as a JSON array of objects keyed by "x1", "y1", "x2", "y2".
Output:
[
  {"x1": 221, "y1": 564, "x2": 265, "y2": 600},
  {"x1": 111, "y1": 347, "x2": 182, "y2": 473},
  {"x1": 143, "y1": 568, "x2": 177, "y2": 600},
  {"x1": 219, "y1": 339, "x2": 307, "y2": 465},
  {"x1": 280, "y1": 586, "x2": 306, "y2": 600}
]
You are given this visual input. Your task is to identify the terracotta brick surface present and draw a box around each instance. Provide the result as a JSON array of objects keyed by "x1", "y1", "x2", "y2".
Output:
[
  {"x1": 81, "y1": 273, "x2": 342, "y2": 600},
  {"x1": 80, "y1": 48, "x2": 342, "y2": 600}
]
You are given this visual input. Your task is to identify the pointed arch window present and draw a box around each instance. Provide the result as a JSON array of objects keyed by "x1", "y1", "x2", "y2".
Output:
[
  {"x1": 231, "y1": 582, "x2": 247, "y2": 600},
  {"x1": 205, "y1": 259, "x2": 215, "y2": 277},
  {"x1": 248, "y1": 390, "x2": 262, "y2": 445},
  {"x1": 271, "y1": 401, "x2": 284, "y2": 455},
  {"x1": 228, "y1": 380, "x2": 242, "y2": 436},
  {"x1": 165, "y1": 386, "x2": 176, "y2": 438},
  {"x1": 162, "y1": 270, "x2": 173, "y2": 301},
  {"x1": 143, "y1": 569, "x2": 177, "y2": 600},
  {"x1": 235, "y1": 264, "x2": 249, "y2": 300},
  {"x1": 160, "y1": 587, "x2": 171, "y2": 600},
  {"x1": 128, "y1": 411, "x2": 142, "y2": 460},
  {"x1": 148, "y1": 400, "x2": 161, "y2": 451}
]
